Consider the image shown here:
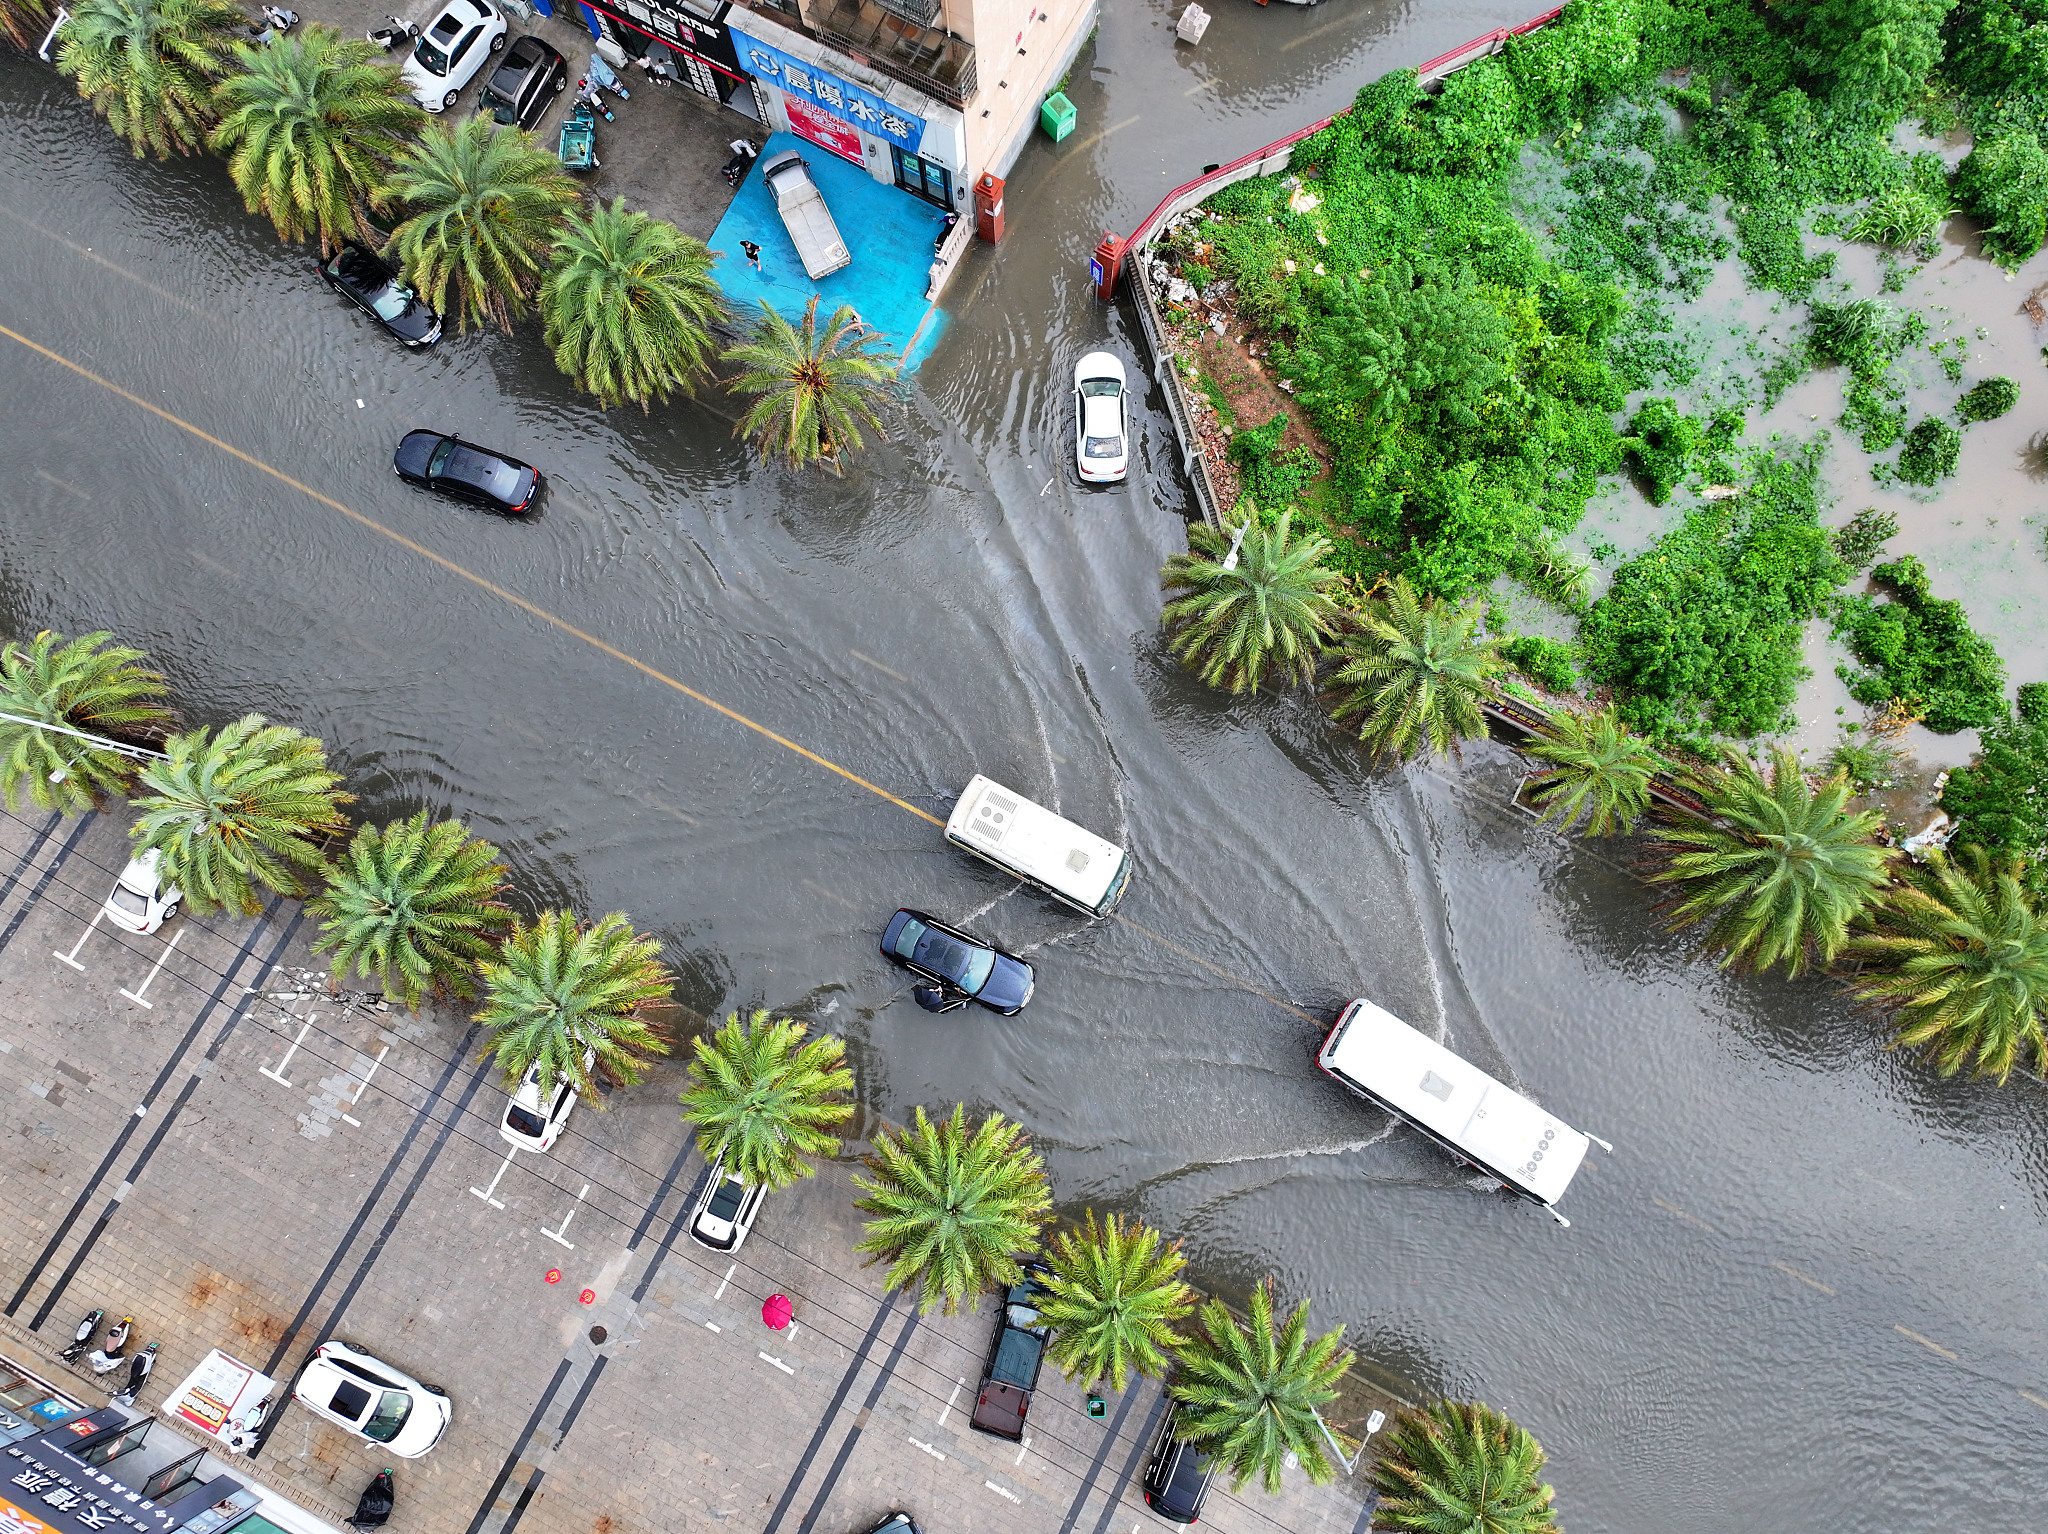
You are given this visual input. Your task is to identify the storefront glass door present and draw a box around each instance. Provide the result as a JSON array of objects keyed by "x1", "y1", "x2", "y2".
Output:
[{"x1": 890, "y1": 147, "x2": 951, "y2": 208}]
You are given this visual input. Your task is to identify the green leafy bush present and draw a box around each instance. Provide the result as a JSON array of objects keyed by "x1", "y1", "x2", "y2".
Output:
[
  {"x1": 1824, "y1": 734, "x2": 1903, "y2": 793},
  {"x1": 1581, "y1": 445, "x2": 1846, "y2": 739},
  {"x1": 1955, "y1": 132, "x2": 2048, "y2": 266},
  {"x1": 1944, "y1": 682, "x2": 2048, "y2": 866},
  {"x1": 1502, "y1": 634, "x2": 1580, "y2": 692},
  {"x1": 1946, "y1": 2, "x2": 2048, "y2": 130},
  {"x1": 1623, "y1": 397, "x2": 1703, "y2": 504},
  {"x1": 1897, "y1": 416, "x2": 1962, "y2": 483},
  {"x1": 1831, "y1": 507, "x2": 1899, "y2": 571},
  {"x1": 1833, "y1": 554, "x2": 2008, "y2": 731},
  {"x1": 1958, "y1": 375, "x2": 2020, "y2": 420},
  {"x1": 1230, "y1": 413, "x2": 1320, "y2": 507},
  {"x1": 1780, "y1": 0, "x2": 1958, "y2": 114}
]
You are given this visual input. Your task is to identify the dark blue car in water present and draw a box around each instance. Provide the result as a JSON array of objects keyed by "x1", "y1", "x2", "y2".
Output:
[{"x1": 880, "y1": 908, "x2": 1035, "y2": 1016}]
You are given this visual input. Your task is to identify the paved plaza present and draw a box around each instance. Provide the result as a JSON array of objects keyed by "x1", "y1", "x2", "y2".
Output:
[{"x1": 0, "y1": 807, "x2": 1385, "y2": 1534}]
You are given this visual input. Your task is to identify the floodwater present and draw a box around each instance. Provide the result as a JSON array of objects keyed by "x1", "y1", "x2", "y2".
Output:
[{"x1": 2, "y1": 6, "x2": 2045, "y2": 1532}]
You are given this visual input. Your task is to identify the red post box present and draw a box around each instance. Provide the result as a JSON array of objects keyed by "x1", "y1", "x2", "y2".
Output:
[
  {"x1": 1091, "y1": 232, "x2": 1124, "y2": 301},
  {"x1": 974, "y1": 173, "x2": 1005, "y2": 245}
]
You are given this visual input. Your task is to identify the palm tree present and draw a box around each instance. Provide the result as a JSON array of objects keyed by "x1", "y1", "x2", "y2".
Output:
[
  {"x1": 128, "y1": 714, "x2": 350, "y2": 914},
  {"x1": 678, "y1": 1010, "x2": 854, "y2": 1188},
  {"x1": 1158, "y1": 505, "x2": 1345, "y2": 695},
  {"x1": 1649, "y1": 748, "x2": 1893, "y2": 977},
  {"x1": 1522, "y1": 705, "x2": 1659, "y2": 836},
  {"x1": 1, "y1": 0, "x2": 50, "y2": 52},
  {"x1": 852, "y1": 1104, "x2": 1051, "y2": 1314},
  {"x1": 541, "y1": 199, "x2": 725, "y2": 409},
  {"x1": 209, "y1": 26, "x2": 424, "y2": 251},
  {"x1": 386, "y1": 116, "x2": 580, "y2": 333},
  {"x1": 309, "y1": 813, "x2": 513, "y2": 1007},
  {"x1": 475, "y1": 910, "x2": 672, "y2": 1102},
  {"x1": 0, "y1": 630, "x2": 169, "y2": 815},
  {"x1": 723, "y1": 295, "x2": 900, "y2": 471},
  {"x1": 1171, "y1": 1280, "x2": 1351, "y2": 1494},
  {"x1": 55, "y1": 0, "x2": 246, "y2": 159},
  {"x1": 1327, "y1": 577, "x2": 1501, "y2": 762},
  {"x1": 1370, "y1": 1401, "x2": 1559, "y2": 1534},
  {"x1": 1037, "y1": 1211, "x2": 1193, "y2": 1392},
  {"x1": 1844, "y1": 847, "x2": 2048, "y2": 1082}
]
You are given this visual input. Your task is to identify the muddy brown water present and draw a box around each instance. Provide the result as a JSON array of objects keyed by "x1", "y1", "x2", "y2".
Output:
[{"x1": 3, "y1": 8, "x2": 2046, "y2": 1532}]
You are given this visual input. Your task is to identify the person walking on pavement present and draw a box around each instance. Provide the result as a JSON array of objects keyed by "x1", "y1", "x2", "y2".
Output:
[{"x1": 740, "y1": 239, "x2": 763, "y2": 272}]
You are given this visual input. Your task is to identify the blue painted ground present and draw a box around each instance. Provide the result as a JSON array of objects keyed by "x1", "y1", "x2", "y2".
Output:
[{"x1": 709, "y1": 132, "x2": 948, "y2": 372}]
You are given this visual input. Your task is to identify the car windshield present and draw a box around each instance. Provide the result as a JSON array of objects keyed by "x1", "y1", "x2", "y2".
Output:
[
  {"x1": 484, "y1": 84, "x2": 521, "y2": 124},
  {"x1": 706, "y1": 1180, "x2": 745, "y2": 1221},
  {"x1": 369, "y1": 281, "x2": 414, "y2": 322},
  {"x1": 413, "y1": 35, "x2": 450, "y2": 75},
  {"x1": 1084, "y1": 434, "x2": 1124, "y2": 458},
  {"x1": 506, "y1": 1103, "x2": 547, "y2": 1137},
  {"x1": 427, "y1": 438, "x2": 455, "y2": 476},
  {"x1": 1079, "y1": 378, "x2": 1121, "y2": 397},
  {"x1": 110, "y1": 886, "x2": 149, "y2": 916},
  {"x1": 363, "y1": 1390, "x2": 413, "y2": 1442},
  {"x1": 913, "y1": 928, "x2": 995, "y2": 993}
]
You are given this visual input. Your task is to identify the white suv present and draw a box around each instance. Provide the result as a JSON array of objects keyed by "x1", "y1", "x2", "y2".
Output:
[
  {"x1": 688, "y1": 1160, "x2": 765, "y2": 1253},
  {"x1": 400, "y1": 0, "x2": 507, "y2": 112}
]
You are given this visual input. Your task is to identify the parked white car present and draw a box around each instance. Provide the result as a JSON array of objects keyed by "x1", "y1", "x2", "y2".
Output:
[
  {"x1": 292, "y1": 1340, "x2": 451, "y2": 1459},
  {"x1": 499, "y1": 1047, "x2": 596, "y2": 1153},
  {"x1": 400, "y1": 0, "x2": 507, "y2": 112},
  {"x1": 1073, "y1": 351, "x2": 1129, "y2": 483},
  {"x1": 102, "y1": 849, "x2": 180, "y2": 935},
  {"x1": 688, "y1": 1159, "x2": 765, "y2": 1253}
]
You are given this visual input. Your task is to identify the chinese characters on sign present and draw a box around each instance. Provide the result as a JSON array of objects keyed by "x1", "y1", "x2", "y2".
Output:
[{"x1": 727, "y1": 22, "x2": 927, "y2": 153}]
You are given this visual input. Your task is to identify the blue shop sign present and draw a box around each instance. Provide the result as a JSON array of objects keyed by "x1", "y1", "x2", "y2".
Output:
[{"x1": 728, "y1": 22, "x2": 925, "y2": 152}]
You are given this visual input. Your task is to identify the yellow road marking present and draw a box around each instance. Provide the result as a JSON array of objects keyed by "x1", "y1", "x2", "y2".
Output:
[
  {"x1": 0, "y1": 319, "x2": 946, "y2": 830},
  {"x1": 1110, "y1": 914, "x2": 1317, "y2": 1023},
  {"x1": 850, "y1": 650, "x2": 910, "y2": 684},
  {"x1": 1770, "y1": 1261, "x2": 1835, "y2": 1296},
  {"x1": 1651, "y1": 1196, "x2": 1717, "y2": 1234},
  {"x1": 2020, "y1": 1389, "x2": 2048, "y2": 1413},
  {"x1": 1281, "y1": 15, "x2": 1358, "y2": 53},
  {"x1": 1893, "y1": 1325, "x2": 1958, "y2": 1361},
  {"x1": 1068, "y1": 115, "x2": 1142, "y2": 154}
]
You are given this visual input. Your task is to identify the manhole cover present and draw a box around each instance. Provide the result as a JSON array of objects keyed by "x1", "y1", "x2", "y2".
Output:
[{"x1": 588, "y1": 1325, "x2": 607, "y2": 1344}]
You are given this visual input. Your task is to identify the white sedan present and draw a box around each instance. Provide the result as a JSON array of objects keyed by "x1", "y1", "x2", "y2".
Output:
[
  {"x1": 688, "y1": 1159, "x2": 766, "y2": 1253},
  {"x1": 103, "y1": 849, "x2": 180, "y2": 935},
  {"x1": 1073, "y1": 351, "x2": 1129, "y2": 483},
  {"x1": 400, "y1": 0, "x2": 507, "y2": 112},
  {"x1": 499, "y1": 1047, "x2": 596, "y2": 1154},
  {"x1": 292, "y1": 1340, "x2": 450, "y2": 1458}
]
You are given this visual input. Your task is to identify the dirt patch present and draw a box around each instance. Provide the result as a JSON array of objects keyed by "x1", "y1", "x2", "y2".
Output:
[
  {"x1": 593, "y1": 1516, "x2": 616, "y2": 1534},
  {"x1": 187, "y1": 1272, "x2": 223, "y2": 1309},
  {"x1": 234, "y1": 1309, "x2": 287, "y2": 1348}
]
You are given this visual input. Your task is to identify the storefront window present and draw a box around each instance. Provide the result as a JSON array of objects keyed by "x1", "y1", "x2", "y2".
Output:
[{"x1": 890, "y1": 146, "x2": 951, "y2": 208}]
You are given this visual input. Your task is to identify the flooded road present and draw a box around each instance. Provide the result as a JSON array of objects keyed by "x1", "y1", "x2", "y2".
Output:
[{"x1": 3, "y1": 6, "x2": 2046, "y2": 1531}]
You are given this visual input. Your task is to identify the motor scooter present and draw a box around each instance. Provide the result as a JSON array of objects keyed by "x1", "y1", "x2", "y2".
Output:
[
  {"x1": 721, "y1": 140, "x2": 758, "y2": 186},
  {"x1": 85, "y1": 1316, "x2": 132, "y2": 1374},
  {"x1": 368, "y1": 16, "x2": 415, "y2": 49},
  {"x1": 575, "y1": 80, "x2": 615, "y2": 122},
  {"x1": 57, "y1": 1309, "x2": 104, "y2": 1364},
  {"x1": 111, "y1": 1342, "x2": 157, "y2": 1408}
]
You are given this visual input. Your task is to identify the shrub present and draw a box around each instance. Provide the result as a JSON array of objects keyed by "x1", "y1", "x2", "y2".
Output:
[
  {"x1": 1833, "y1": 554, "x2": 2008, "y2": 731},
  {"x1": 1955, "y1": 131, "x2": 2048, "y2": 266},
  {"x1": 1230, "y1": 412, "x2": 1319, "y2": 507},
  {"x1": 1623, "y1": 396, "x2": 1703, "y2": 504},
  {"x1": 1958, "y1": 375, "x2": 2020, "y2": 420},
  {"x1": 1896, "y1": 416, "x2": 1961, "y2": 483},
  {"x1": 1944, "y1": 682, "x2": 2048, "y2": 867},
  {"x1": 1502, "y1": 635, "x2": 1580, "y2": 692},
  {"x1": 1831, "y1": 507, "x2": 1899, "y2": 571}
]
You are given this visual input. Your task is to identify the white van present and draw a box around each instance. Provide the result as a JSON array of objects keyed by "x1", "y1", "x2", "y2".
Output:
[
  {"x1": 946, "y1": 775, "x2": 1131, "y2": 917},
  {"x1": 1317, "y1": 997, "x2": 1598, "y2": 1225}
]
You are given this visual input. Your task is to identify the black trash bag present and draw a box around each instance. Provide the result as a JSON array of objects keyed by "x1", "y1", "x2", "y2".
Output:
[{"x1": 348, "y1": 1470, "x2": 394, "y2": 1530}]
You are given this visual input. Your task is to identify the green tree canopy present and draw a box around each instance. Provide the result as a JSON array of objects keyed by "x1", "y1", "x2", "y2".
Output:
[
  {"x1": 723, "y1": 296, "x2": 901, "y2": 471},
  {"x1": 1327, "y1": 576, "x2": 1500, "y2": 761},
  {"x1": 209, "y1": 26, "x2": 424, "y2": 250},
  {"x1": 1036, "y1": 1212, "x2": 1193, "y2": 1393},
  {"x1": 1943, "y1": 683, "x2": 2048, "y2": 868},
  {"x1": 56, "y1": 0, "x2": 245, "y2": 158},
  {"x1": 1371, "y1": 1400, "x2": 1560, "y2": 1534},
  {"x1": 310, "y1": 814, "x2": 512, "y2": 1006},
  {"x1": 1785, "y1": 0, "x2": 1956, "y2": 113},
  {"x1": 0, "y1": 630, "x2": 169, "y2": 815},
  {"x1": 852, "y1": 1104, "x2": 1051, "y2": 1314},
  {"x1": 1171, "y1": 1281, "x2": 1351, "y2": 1494},
  {"x1": 678, "y1": 1011, "x2": 854, "y2": 1189},
  {"x1": 1294, "y1": 261, "x2": 1511, "y2": 435},
  {"x1": 1159, "y1": 504, "x2": 1345, "y2": 695},
  {"x1": 1522, "y1": 706, "x2": 1659, "y2": 836},
  {"x1": 476, "y1": 910, "x2": 672, "y2": 1102},
  {"x1": 129, "y1": 714, "x2": 350, "y2": 913}
]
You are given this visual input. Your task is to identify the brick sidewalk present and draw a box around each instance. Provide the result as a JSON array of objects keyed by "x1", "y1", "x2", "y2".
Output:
[{"x1": 0, "y1": 806, "x2": 1379, "y2": 1534}]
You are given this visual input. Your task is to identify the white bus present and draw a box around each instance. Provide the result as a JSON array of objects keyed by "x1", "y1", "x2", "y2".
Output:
[
  {"x1": 1317, "y1": 997, "x2": 1602, "y2": 1225},
  {"x1": 946, "y1": 775, "x2": 1131, "y2": 917}
]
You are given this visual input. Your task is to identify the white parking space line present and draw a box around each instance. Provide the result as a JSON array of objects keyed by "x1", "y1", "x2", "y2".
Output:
[
  {"x1": 713, "y1": 1263, "x2": 736, "y2": 1301},
  {"x1": 118, "y1": 927, "x2": 184, "y2": 1008},
  {"x1": 1014, "y1": 1434, "x2": 1032, "y2": 1466},
  {"x1": 937, "y1": 1377, "x2": 964, "y2": 1428},
  {"x1": 260, "y1": 1016, "x2": 313, "y2": 1086},
  {"x1": 339, "y1": 1044, "x2": 391, "y2": 1127},
  {"x1": 908, "y1": 1435, "x2": 947, "y2": 1461},
  {"x1": 53, "y1": 908, "x2": 106, "y2": 971},
  {"x1": 543, "y1": 1183, "x2": 590, "y2": 1249},
  {"x1": 758, "y1": 1352, "x2": 796, "y2": 1375},
  {"x1": 471, "y1": 1146, "x2": 518, "y2": 1208},
  {"x1": 984, "y1": 1481, "x2": 1022, "y2": 1505}
]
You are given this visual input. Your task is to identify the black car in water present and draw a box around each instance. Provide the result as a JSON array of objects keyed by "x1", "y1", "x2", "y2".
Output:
[
  {"x1": 314, "y1": 243, "x2": 441, "y2": 347},
  {"x1": 477, "y1": 35, "x2": 567, "y2": 130},
  {"x1": 1142, "y1": 1401, "x2": 1218, "y2": 1525},
  {"x1": 968, "y1": 1263, "x2": 1052, "y2": 1441},
  {"x1": 879, "y1": 908, "x2": 1035, "y2": 1016},
  {"x1": 393, "y1": 430, "x2": 541, "y2": 515}
]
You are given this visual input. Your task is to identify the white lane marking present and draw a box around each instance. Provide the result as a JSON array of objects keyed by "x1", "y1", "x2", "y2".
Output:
[
  {"x1": 470, "y1": 1146, "x2": 517, "y2": 1208},
  {"x1": 53, "y1": 908, "x2": 106, "y2": 971},
  {"x1": 705, "y1": 1321, "x2": 721, "y2": 1333},
  {"x1": 1771, "y1": 1260, "x2": 1835, "y2": 1296},
  {"x1": 758, "y1": 1352, "x2": 796, "y2": 1375},
  {"x1": 260, "y1": 1016, "x2": 313, "y2": 1087},
  {"x1": 2021, "y1": 1389, "x2": 2048, "y2": 1412},
  {"x1": 937, "y1": 1377, "x2": 964, "y2": 1429},
  {"x1": 908, "y1": 1435, "x2": 947, "y2": 1461},
  {"x1": 984, "y1": 1481, "x2": 1022, "y2": 1504},
  {"x1": 713, "y1": 1263, "x2": 736, "y2": 1301},
  {"x1": 850, "y1": 650, "x2": 911, "y2": 683},
  {"x1": 544, "y1": 1183, "x2": 590, "y2": 1250},
  {"x1": 119, "y1": 927, "x2": 185, "y2": 1008},
  {"x1": 1014, "y1": 1434, "x2": 1032, "y2": 1466}
]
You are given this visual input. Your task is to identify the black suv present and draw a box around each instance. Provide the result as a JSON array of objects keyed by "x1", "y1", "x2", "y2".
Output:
[
  {"x1": 1142, "y1": 1401, "x2": 1217, "y2": 1525},
  {"x1": 394, "y1": 429, "x2": 542, "y2": 515},
  {"x1": 314, "y1": 243, "x2": 441, "y2": 347},
  {"x1": 968, "y1": 1263, "x2": 1052, "y2": 1441},
  {"x1": 478, "y1": 35, "x2": 566, "y2": 129}
]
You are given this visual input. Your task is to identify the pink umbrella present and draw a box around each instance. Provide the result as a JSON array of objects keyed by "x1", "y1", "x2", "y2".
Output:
[{"x1": 762, "y1": 1293, "x2": 794, "y2": 1331}]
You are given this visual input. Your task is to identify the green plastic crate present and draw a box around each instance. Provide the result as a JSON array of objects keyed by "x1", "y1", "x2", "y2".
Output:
[{"x1": 1040, "y1": 92, "x2": 1076, "y2": 143}]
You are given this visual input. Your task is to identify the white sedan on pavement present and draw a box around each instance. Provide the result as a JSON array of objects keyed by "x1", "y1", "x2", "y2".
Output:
[
  {"x1": 1073, "y1": 351, "x2": 1129, "y2": 484},
  {"x1": 400, "y1": 0, "x2": 507, "y2": 112},
  {"x1": 688, "y1": 1159, "x2": 766, "y2": 1253},
  {"x1": 292, "y1": 1340, "x2": 451, "y2": 1458},
  {"x1": 102, "y1": 849, "x2": 180, "y2": 935},
  {"x1": 499, "y1": 1047, "x2": 596, "y2": 1154}
]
